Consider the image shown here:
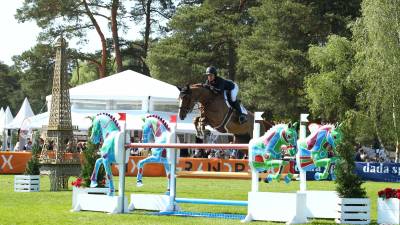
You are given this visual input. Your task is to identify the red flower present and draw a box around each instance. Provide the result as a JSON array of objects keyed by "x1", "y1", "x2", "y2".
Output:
[
  {"x1": 378, "y1": 188, "x2": 400, "y2": 199},
  {"x1": 71, "y1": 177, "x2": 83, "y2": 188}
]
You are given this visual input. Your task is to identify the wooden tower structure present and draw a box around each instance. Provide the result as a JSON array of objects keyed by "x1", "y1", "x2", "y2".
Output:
[{"x1": 39, "y1": 37, "x2": 80, "y2": 191}]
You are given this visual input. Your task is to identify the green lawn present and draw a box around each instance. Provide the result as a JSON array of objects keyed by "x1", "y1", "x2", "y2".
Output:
[{"x1": 0, "y1": 175, "x2": 390, "y2": 224}]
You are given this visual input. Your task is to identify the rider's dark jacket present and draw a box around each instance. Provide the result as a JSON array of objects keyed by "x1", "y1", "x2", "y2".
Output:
[{"x1": 204, "y1": 76, "x2": 235, "y2": 94}]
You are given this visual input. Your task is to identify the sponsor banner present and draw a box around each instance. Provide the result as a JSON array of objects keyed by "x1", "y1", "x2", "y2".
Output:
[
  {"x1": 0, "y1": 152, "x2": 32, "y2": 174},
  {"x1": 0, "y1": 152, "x2": 292, "y2": 177},
  {"x1": 355, "y1": 162, "x2": 400, "y2": 182}
]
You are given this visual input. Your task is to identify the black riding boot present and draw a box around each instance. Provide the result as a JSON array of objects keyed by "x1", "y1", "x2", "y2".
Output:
[{"x1": 232, "y1": 100, "x2": 247, "y2": 124}]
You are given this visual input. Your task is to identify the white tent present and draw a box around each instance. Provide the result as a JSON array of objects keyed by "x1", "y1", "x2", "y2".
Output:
[
  {"x1": 1, "y1": 106, "x2": 14, "y2": 150},
  {"x1": 46, "y1": 70, "x2": 180, "y2": 112},
  {"x1": 0, "y1": 107, "x2": 4, "y2": 129},
  {"x1": 0, "y1": 106, "x2": 14, "y2": 131},
  {"x1": 6, "y1": 98, "x2": 35, "y2": 129},
  {"x1": 26, "y1": 110, "x2": 197, "y2": 133}
]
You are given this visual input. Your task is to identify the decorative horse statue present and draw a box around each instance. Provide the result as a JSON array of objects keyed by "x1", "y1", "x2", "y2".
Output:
[
  {"x1": 89, "y1": 113, "x2": 123, "y2": 196},
  {"x1": 136, "y1": 114, "x2": 171, "y2": 194},
  {"x1": 249, "y1": 122, "x2": 299, "y2": 183},
  {"x1": 297, "y1": 123, "x2": 343, "y2": 180},
  {"x1": 178, "y1": 84, "x2": 255, "y2": 143}
]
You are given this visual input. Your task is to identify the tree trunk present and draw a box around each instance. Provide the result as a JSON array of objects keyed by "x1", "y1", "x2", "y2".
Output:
[
  {"x1": 111, "y1": 0, "x2": 123, "y2": 72},
  {"x1": 392, "y1": 96, "x2": 399, "y2": 162},
  {"x1": 142, "y1": 0, "x2": 152, "y2": 76},
  {"x1": 83, "y1": 0, "x2": 107, "y2": 78}
]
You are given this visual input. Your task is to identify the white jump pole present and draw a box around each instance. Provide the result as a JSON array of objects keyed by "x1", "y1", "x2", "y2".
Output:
[
  {"x1": 251, "y1": 112, "x2": 263, "y2": 192},
  {"x1": 298, "y1": 113, "x2": 309, "y2": 192},
  {"x1": 118, "y1": 113, "x2": 127, "y2": 213},
  {"x1": 166, "y1": 115, "x2": 178, "y2": 212}
]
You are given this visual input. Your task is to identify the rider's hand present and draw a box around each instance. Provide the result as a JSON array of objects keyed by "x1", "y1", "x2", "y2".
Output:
[{"x1": 209, "y1": 86, "x2": 219, "y2": 94}]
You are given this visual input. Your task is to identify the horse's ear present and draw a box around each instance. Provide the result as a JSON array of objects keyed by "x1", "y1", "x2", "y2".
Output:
[
  {"x1": 288, "y1": 121, "x2": 292, "y2": 128},
  {"x1": 85, "y1": 116, "x2": 94, "y2": 122},
  {"x1": 292, "y1": 122, "x2": 299, "y2": 130},
  {"x1": 176, "y1": 86, "x2": 182, "y2": 91}
]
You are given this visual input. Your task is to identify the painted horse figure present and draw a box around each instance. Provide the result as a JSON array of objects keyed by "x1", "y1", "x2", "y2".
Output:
[
  {"x1": 249, "y1": 122, "x2": 298, "y2": 183},
  {"x1": 136, "y1": 114, "x2": 171, "y2": 193},
  {"x1": 89, "y1": 113, "x2": 122, "y2": 196},
  {"x1": 178, "y1": 84, "x2": 255, "y2": 143},
  {"x1": 297, "y1": 123, "x2": 343, "y2": 180}
]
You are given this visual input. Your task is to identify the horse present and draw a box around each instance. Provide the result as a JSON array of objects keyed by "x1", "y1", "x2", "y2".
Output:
[
  {"x1": 249, "y1": 122, "x2": 299, "y2": 183},
  {"x1": 89, "y1": 113, "x2": 122, "y2": 196},
  {"x1": 178, "y1": 84, "x2": 255, "y2": 143},
  {"x1": 136, "y1": 114, "x2": 171, "y2": 194},
  {"x1": 297, "y1": 123, "x2": 343, "y2": 180}
]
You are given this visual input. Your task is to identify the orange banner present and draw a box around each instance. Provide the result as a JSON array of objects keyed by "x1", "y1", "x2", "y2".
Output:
[
  {"x1": 0, "y1": 152, "x2": 33, "y2": 174},
  {"x1": 0, "y1": 152, "x2": 292, "y2": 178}
]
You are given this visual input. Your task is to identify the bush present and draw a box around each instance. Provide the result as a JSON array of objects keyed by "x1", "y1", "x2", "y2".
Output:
[
  {"x1": 80, "y1": 127, "x2": 105, "y2": 187},
  {"x1": 24, "y1": 143, "x2": 41, "y2": 175}
]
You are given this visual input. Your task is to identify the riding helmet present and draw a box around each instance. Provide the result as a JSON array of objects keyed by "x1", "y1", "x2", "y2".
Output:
[{"x1": 205, "y1": 66, "x2": 217, "y2": 76}]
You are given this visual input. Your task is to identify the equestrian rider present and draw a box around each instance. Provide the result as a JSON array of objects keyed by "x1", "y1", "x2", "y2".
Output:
[{"x1": 203, "y1": 66, "x2": 247, "y2": 124}]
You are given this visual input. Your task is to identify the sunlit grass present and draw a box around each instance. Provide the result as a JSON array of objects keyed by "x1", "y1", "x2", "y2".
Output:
[{"x1": 0, "y1": 175, "x2": 387, "y2": 224}]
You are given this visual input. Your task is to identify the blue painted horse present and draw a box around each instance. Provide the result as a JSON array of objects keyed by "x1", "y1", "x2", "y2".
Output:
[
  {"x1": 249, "y1": 122, "x2": 299, "y2": 183},
  {"x1": 89, "y1": 113, "x2": 122, "y2": 196},
  {"x1": 136, "y1": 114, "x2": 171, "y2": 192},
  {"x1": 297, "y1": 123, "x2": 343, "y2": 180}
]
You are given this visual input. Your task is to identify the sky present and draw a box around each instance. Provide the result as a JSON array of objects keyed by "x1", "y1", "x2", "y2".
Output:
[
  {"x1": 0, "y1": 0, "x2": 142, "y2": 66},
  {"x1": 0, "y1": 0, "x2": 41, "y2": 65}
]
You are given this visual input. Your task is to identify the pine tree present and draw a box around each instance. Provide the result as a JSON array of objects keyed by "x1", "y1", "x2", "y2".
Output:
[{"x1": 335, "y1": 115, "x2": 366, "y2": 198}]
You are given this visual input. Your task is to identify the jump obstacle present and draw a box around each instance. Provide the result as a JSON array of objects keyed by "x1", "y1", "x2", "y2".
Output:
[{"x1": 71, "y1": 113, "x2": 346, "y2": 224}]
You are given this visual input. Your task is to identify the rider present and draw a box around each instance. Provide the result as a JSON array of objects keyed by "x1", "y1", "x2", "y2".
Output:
[{"x1": 203, "y1": 66, "x2": 247, "y2": 124}]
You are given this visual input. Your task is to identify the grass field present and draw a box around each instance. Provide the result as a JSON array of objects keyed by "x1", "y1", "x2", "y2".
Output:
[{"x1": 0, "y1": 174, "x2": 391, "y2": 225}]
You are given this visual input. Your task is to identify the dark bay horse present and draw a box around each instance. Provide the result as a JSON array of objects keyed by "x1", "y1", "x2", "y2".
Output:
[{"x1": 178, "y1": 84, "x2": 257, "y2": 143}]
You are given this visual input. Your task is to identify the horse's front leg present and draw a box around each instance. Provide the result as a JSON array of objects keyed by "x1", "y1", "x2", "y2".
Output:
[
  {"x1": 314, "y1": 158, "x2": 332, "y2": 180},
  {"x1": 90, "y1": 158, "x2": 103, "y2": 188},
  {"x1": 264, "y1": 159, "x2": 289, "y2": 183},
  {"x1": 102, "y1": 158, "x2": 115, "y2": 196},
  {"x1": 161, "y1": 156, "x2": 171, "y2": 195},
  {"x1": 193, "y1": 116, "x2": 205, "y2": 139},
  {"x1": 136, "y1": 154, "x2": 159, "y2": 187}
]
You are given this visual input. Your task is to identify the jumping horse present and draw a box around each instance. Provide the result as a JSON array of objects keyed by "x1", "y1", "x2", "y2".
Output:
[{"x1": 178, "y1": 84, "x2": 258, "y2": 143}]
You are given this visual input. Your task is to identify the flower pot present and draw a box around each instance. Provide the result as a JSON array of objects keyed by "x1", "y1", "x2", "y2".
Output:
[
  {"x1": 378, "y1": 198, "x2": 400, "y2": 225},
  {"x1": 14, "y1": 175, "x2": 40, "y2": 192},
  {"x1": 336, "y1": 198, "x2": 370, "y2": 224}
]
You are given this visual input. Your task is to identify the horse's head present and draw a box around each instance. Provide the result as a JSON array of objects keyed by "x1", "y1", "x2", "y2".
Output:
[
  {"x1": 89, "y1": 113, "x2": 120, "y2": 144},
  {"x1": 327, "y1": 123, "x2": 343, "y2": 150},
  {"x1": 141, "y1": 114, "x2": 170, "y2": 143},
  {"x1": 178, "y1": 85, "x2": 196, "y2": 120},
  {"x1": 282, "y1": 122, "x2": 299, "y2": 156},
  {"x1": 90, "y1": 116, "x2": 102, "y2": 144}
]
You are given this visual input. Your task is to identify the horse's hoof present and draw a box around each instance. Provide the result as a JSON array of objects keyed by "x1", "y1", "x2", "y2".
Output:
[
  {"x1": 263, "y1": 177, "x2": 269, "y2": 183},
  {"x1": 314, "y1": 172, "x2": 325, "y2": 180},
  {"x1": 90, "y1": 181, "x2": 98, "y2": 188},
  {"x1": 136, "y1": 181, "x2": 144, "y2": 187},
  {"x1": 284, "y1": 175, "x2": 292, "y2": 184}
]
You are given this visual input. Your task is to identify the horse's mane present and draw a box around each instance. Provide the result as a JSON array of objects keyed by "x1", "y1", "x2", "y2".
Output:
[
  {"x1": 264, "y1": 123, "x2": 287, "y2": 136},
  {"x1": 191, "y1": 83, "x2": 204, "y2": 88},
  {"x1": 146, "y1": 114, "x2": 171, "y2": 131},
  {"x1": 96, "y1": 112, "x2": 121, "y2": 131}
]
